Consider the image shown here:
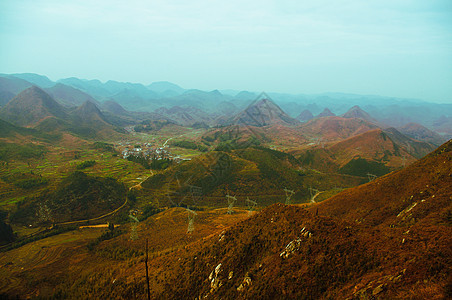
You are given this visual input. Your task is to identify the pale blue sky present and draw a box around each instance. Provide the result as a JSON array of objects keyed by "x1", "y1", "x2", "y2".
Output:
[{"x1": 1, "y1": 0, "x2": 451, "y2": 102}]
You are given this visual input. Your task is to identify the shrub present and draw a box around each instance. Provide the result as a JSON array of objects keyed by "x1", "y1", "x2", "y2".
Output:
[{"x1": 76, "y1": 160, "x2": 96, "y2": 169}]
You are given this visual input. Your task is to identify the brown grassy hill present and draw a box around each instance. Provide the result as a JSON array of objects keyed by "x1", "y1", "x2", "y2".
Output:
[
  {"x1": 152, "y1": 203, "x2": 451, "y2": 299},
  {"x1": 295, "y1": 128, "x2": 433, "y2": 175},
  {"x1": 0, "y1": 86, "x2": 68, "y2": 127},
  {"x1": 233, "y1": 97, "x2": 299, "y2": 127},
  {"x1": 202, "y1": 123, "x2": 308, "y2": 151},
  {"x1": 299, "y1": 116, "x2": 378, "y2": 142},
  {"x1": 316, "y1": 107, "x2": 335, "y2": 118},
  {"x1": 341, "y1": 105, "x2": 377, "y2": 123},
  {"x1": 398, "y1": 122, "x2": 447, "y2": 146},
  {"x1": 296, "y1": 109, "x2": 314, "y2": 122},
  {"x1": 312, "y1": 139, "x2": 452, "y2": 228},
  {"x1": 148, "y1": 140, "x2": 451, "y2": 299},
  {"x1": 383, "y1": 127, "x2": 437, "y2": 159},
  {"x1": 327, "y1": 129, "x2": 416, "y2": 168}
]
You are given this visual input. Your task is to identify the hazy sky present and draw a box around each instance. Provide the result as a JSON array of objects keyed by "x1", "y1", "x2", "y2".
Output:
[{"x1": 1, "y1": 0, "x2": 451, "y2": 102}]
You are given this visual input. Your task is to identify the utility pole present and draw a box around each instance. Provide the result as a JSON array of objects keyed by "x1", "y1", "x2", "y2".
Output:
[
  {"x1": 145, "y1": 239, "x2": 150, "y2": 300},
  {"x1": 226, "y1": 194, "x2": 237, "y2": 214},
  {"x1": 284, "y1": 188, "x2": 295, "y2": 205}
]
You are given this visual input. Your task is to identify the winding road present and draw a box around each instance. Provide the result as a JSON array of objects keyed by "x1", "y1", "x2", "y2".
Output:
[{"x1": 310, "y1": 191, "x2": 324, "y2": 203}]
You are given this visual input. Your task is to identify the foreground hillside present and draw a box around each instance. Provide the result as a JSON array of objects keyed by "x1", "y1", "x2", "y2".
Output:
[
  {"x1": 147, "y1": 140, "x2": 451, "y2": 299},
  {"x1": 0, "y1": 140, "x2": 448, "y2": 299},
  {"x1": 314, "y1": 139, "x2": 452, "y2": 228}
]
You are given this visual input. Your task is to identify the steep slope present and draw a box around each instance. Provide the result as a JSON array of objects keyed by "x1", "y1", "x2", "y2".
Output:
[
  {"x1": 383, "y1": 127, "x2": 436, "y2": 159},
  {"x1": 297, "y1": 128, "x2": 436, "y2": 175},
  {"x1": 233, "y1": 96, "x2": 299, "y2": 127},
  {"x1": 341, "y1": 105, "x2": 377, "y2": 123},
  {"x1": 296, "y1": 109, "x2": 314, "y2": 122},
  {"x1": 398, "y1": 122, "x2": 447, "y2": 146},
  {"x1": 0, "y1": 86, "x2": 68, "y2": 127},
  {"x1": 72, "y1": 101, "x2": 106, "y2": 123},
  {"x1": 314, "y1": 139, "x2": 452, "y2": 227},
  {"x1": 153, "y1": 141, "x2": 451, "y2": 299},
  {"x1": 45, "y1": 83, "x2": 99, "y2": 107},
  {"x1": 299, "y1": 116, "x2": 378, "y2": 142},
  {"x1": 67, "y1": 101, "x2": 122, "y2": 138},
  {"x1": 0, "y1": 76, "x2": 33, "y2": 105},
  {"x1": 102, "y1": 100, "x2": 129, "y2": 115},
  {"x1": 316, "y1": 107, "x2": 335, "y2": 118}
]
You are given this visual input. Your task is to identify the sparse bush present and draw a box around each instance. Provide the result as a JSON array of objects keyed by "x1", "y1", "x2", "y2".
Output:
[
  {"x1": 93, "y1": 142, "x2": 116, "y2": 152},
  {"x1": 338, "y1": 158, "x2": 390, "y2": 177},
  {"x1": 0, "y1": 142, "x2": 46, "y2": 161},
  {"x1": 13, "y1": 177, "x2": 48, "y2": 189},
  {"x1": 171, "y1": 140, "x2": 208, "y2": 152},
  {"x1": 76, "y1": 160, "x2": 96, "y2": 169}
]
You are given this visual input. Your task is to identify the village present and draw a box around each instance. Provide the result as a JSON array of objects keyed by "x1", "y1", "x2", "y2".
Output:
[{"x1": 114, "y1": 140, "x2": 190, "y2": 165}]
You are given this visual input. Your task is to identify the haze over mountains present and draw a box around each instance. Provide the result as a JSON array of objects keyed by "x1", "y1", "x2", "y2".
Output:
[
  {"x1": 0, "y1": 72, "x2": 451, "y2": 299},
  {"x1": 0, "y1": 72, "x2": 448, "y2": 176},
  {"x1": 0, "y1": 73, "x2": 451, "y2": 139}
]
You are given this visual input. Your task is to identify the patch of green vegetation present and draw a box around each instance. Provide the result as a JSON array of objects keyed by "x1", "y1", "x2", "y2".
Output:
[
  {"x1": 93, "y1": 142, "x2": 116, "y2": 152},
  {"x1": 127, "y1": 155, "x2": 172, "y2": 170},
  {"x1": 214, "y1": 136, "x2": 261, "y2": 152},
  {"x1": 10, "y1": 171, "x2": 127, "y2": 225},
  {"x1": 171, "y1": 140, "x2": 208, "y2": 152},
  {"x1": 95, "y1": 244, "x2": 144, "y2": 260},
  {"x1": 2, "y1": 172, "x2": 49, "y2": 189},
  {"x1": 0, "y1": 210, "x2": 15, "y2": 244},
  {"x1": 13, "y1": 177, "x2": 49, "y2": 189},
  {"x1": 134, "y1": 120, "x2": 174, "y2": 132},
  {"x1": 338, "y1": 158, "x2": 391, "y2": 177},
  {"x1": 0, "y1": 142, "x2": 46, "y2": 161},
  {"x1": 76, "y1": 160, "x2": 96, "y2": 169},
  {"x1": 87, "y1": 228, "x2": 124, "y2": 250},
  {"x1": 313, "y1": 188, "x2": 345, "y2": 202}
]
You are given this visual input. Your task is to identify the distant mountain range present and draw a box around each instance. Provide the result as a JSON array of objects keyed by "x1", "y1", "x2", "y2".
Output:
[
  {"x1": 1, "y1": 72, "x2": 451, "y2": 139},
  {"x1": 0, "y1": 86, "x2": 122, "y2": 139}
]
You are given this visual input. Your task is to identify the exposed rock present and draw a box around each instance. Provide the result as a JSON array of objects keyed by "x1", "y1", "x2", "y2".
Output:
[
  {"x1": 228, "y1": 271, "x2": 233, "y2": 280},
  {"x1": 237, "y1": 272, "x2": 252, "y2": 292},
  {"x1": 280, "y1": 238, "x2": 302, "y2": 259},
  {"x1": 372, "y1": 284, "x2": 385, "y2": 296},
  {"x1": 209, "y1": 263, "x2": 223, "y2": 290}
]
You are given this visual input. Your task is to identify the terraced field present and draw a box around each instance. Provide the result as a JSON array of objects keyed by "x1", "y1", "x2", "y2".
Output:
[{"x1": 0, "y1": 228, "x2": 105, "y2": 297}]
